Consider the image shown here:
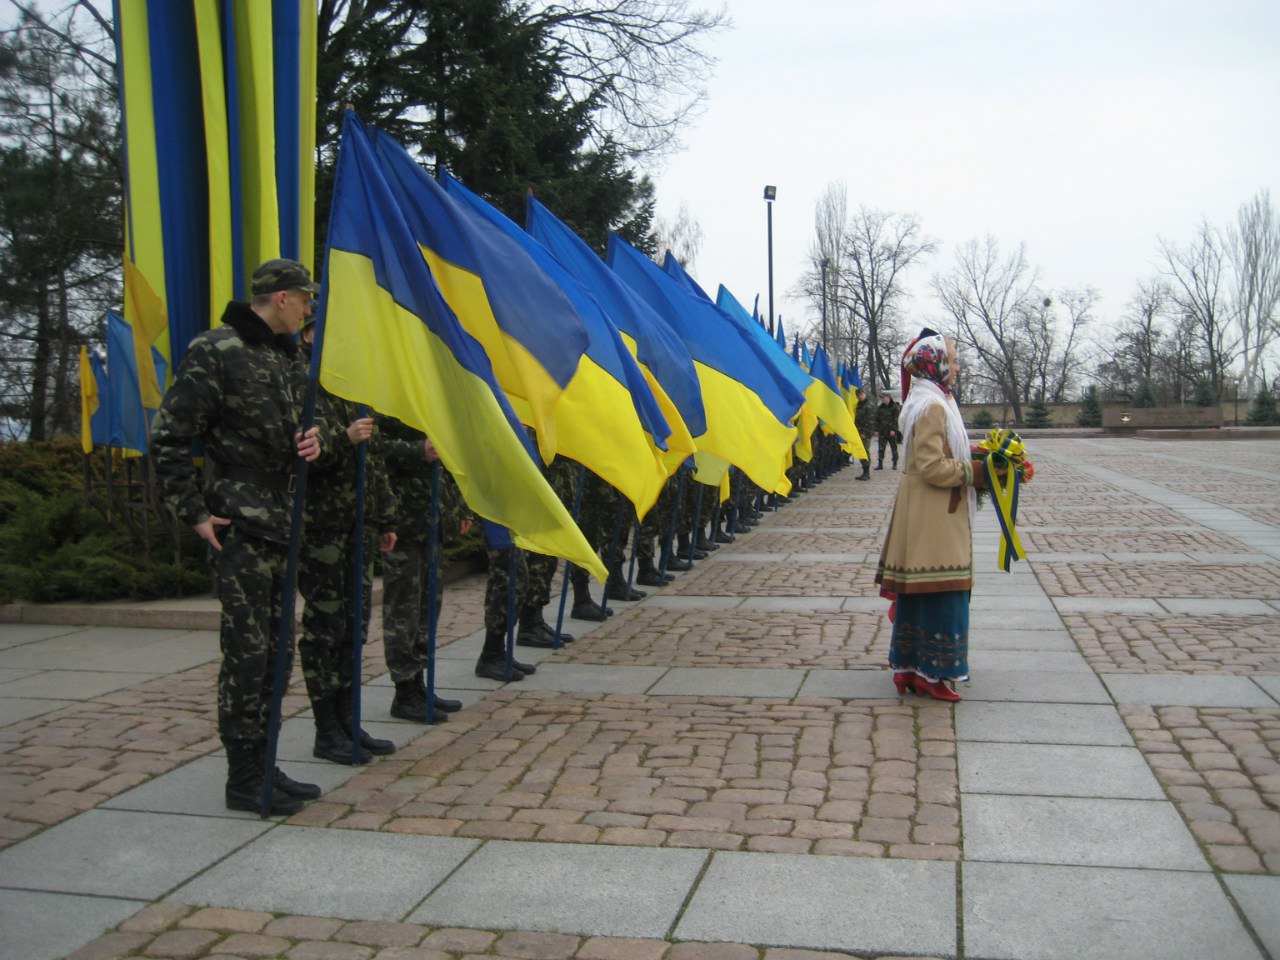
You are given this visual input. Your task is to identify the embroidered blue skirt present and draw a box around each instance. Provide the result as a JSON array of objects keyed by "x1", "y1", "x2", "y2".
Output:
[{"x1": 889, "y1": 590, "x2": 970, "y2": 680}]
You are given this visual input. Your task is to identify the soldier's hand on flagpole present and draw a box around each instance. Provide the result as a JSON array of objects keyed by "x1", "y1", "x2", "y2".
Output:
[
  {"x1": 346, "y1": 417, "x2": 375, "y2": 445},
  {"x1": 380, "y1": 531, "x2": 397, "y2": 553},
  {"x1": 295, "y1": 426, "x2": 322, "y2": 461},
  {"x1": 195, "y1": 515, "x2": 231, "y2": 551},
  {"x1": 422, "y1": 438, "x2": 439, "y2": 462},
  {"x1": 459, "y1": 518, "x2": 473, "y2": 537}
]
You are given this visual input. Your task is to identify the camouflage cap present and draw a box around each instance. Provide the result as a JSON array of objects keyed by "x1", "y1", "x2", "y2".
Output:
[{"x1": 251, "y1": 258, "x2": 320, "y2": 295}]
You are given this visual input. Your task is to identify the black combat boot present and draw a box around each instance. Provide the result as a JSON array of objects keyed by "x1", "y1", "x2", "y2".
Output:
[
  {"x1": 517, "y1": 606, "x2": 575, "y2": 647},
  {"x1": 225, "y1": 739, "x2": 305, "y2": 815},
  {"x1": 251, "y1": 740, "x2": 322, "y2": 801},
  {"x1": 312, "y1": 697, "x2": 370, "y2": 764},
  {"x1": 336, "y1": 687, "x2": 397, "y2": 753},
  {"x1": 416, "y1": 672, "x2": 462, "y2": 713},
  {"x1": 636, "y1": 557, "x2": 674, "y2": 586},
  {"x1": 390, "y1": 677, "x2": 447, "y2": 724},
  {"x1": 571, "y1": 576, "x2": 610, "y2": 620},
  {"x1": 475, "y1": 627, "x2": 538, "y2": 681},
  {"x1": 857, "y1": 460, "x2": 870, "y2": 480},
  {"x1": 605, "y1": 560, "x2": 646, "y2": 601}
]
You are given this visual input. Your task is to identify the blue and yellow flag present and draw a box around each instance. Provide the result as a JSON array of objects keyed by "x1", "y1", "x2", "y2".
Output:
[
  {"x1": 810, "y1": 344, "x2": 865, "y2": 458},
  {"x1": 365, "y1": 132, "x2": 589, "y2": 465},
  {"x1": 610, "y1": 238, "x2": 804, "y2": 493},
  {"x1": 105, "y1": 311, "x2": 154, "y2": 455},
  {"x1": 317, "y1": 113, "x2": 605, "y2": 579},
  {"x1": 114, "y1": 0, "x2": 315, "y2": 381},
  {"x1": 439, "y1": 171, "x2": 684, "y2": 518},
  {"x1": 526, "y1": 198, "x2": 706, "y2": 442},
  {"x1": 79, "y1": 347, "x2": 107, "y2": 454}
]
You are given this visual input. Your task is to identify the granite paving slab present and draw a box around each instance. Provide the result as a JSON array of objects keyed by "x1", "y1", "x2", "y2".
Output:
[
  {"x1": 0, "y1": 809, "x2": 272, "y2": 898},
  {"x1": 962, "y1": 668, "x2": 1111, "y2": 704},
  {"x1": 962, "y1": 795, "x2": 1207, "y2": 870},
  {"x1": 1224, "y1": 874, "x2": 1280, "y2": 959},
  {"x1": 410, "y1": 841, "x2": 706, "y2": 938},
  {"x1": 512, "y1": 663, "x2": 669, "y2": 694},
  {"x1": 674, "y1": 851, "x2": 955, "y2": 955},
  {"x1": 645, "y1": 667, "x2": 805, "y2": 697},
  {"x1": 0, "y1": 696, "x2": 78, "y2": 725},
  {"x1": 956, "y1": 702, "x2": 1135, "y2": 746},
  {"x1": 1102, "y1": 674, "x2": 1280, "y2": 707},
  {"x1": 963, "y1": 862, "x2": 1261, "y2": 960},
  {"x1": 172, "y1": 825, "x2": 479, "y2": 920},
  {"x1": 0, "y1": 888, "x2": 145, "y2": 960},
  {"x1": 959, "y1": 742, "x2": 1164, "y2": 798}
]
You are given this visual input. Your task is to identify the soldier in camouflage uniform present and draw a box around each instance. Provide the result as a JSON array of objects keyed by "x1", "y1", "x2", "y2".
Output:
[
  {"x1": 479, "y1": 544, "x2": 541, "y2": 681},
  {"x1": 567, "y1": 468, "x2": 613, "y2": 620},
  {"x1": 875, "y1": 393, "x2": 901, "y2": 470},
  {"x1": 853, "y1": 388, "x2": 874, "y2": 480},
  {"x1": 151, "y1": 259, "x2": 326, "y2": 816},
  {"x1": 378, "y1": 418, "x2": 468, "y2": 721},
  {"x1": 298, "y1": 321, "x2": 397, "y2": 763},
  {"x1": 514, "y1": 456, "x2": 580, "y2": 647}
]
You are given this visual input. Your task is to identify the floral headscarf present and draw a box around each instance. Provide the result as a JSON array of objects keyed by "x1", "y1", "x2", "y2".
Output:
[{"x1": 900, "y1": 328, "x2": 951, "y2": 400}]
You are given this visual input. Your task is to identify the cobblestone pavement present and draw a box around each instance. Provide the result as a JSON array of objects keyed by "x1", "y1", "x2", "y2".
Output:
[
  {"x1": 72, "y1": 903, "x2": 919, "y2": 960},
  {"x1": 4, "y1": 435, "x2": 1280, "y2": 960},
  {"x1": 556, "y1": 609, "x2": 889, "y2": 669},
  {"x1": 293, "y1": 692, "x2": 959, "y2": 860},
  {"x1": 1122, "y1": 705, "x2": 1280, "y2": 873}
]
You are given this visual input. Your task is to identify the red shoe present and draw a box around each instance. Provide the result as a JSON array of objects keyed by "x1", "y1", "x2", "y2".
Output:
[
  {"x1": 912, "y1": 675, "x2": 961, "y2": 702},
  {"x1": 892, "y1": 671, "x2": 916, "y2": 695}
]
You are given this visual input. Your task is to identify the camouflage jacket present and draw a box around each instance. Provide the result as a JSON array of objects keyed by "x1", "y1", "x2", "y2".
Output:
[
  {"x1": 875, "y1": 400, "x2": 901, "y2": 435},
  {"x1": 854, "y1": 396, "x2": 876, "y2": 438},
  {"x1": 377, "y1": 416, "x2": 471, "y2": 545},
  {"x1": 151, "y1": 301, "x2": 328, "y2": 544}
]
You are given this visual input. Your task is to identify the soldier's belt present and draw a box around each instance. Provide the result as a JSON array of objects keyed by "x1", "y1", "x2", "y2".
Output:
[{"x1": 213, "y1": 463, "x2": 296, "y2": 493}]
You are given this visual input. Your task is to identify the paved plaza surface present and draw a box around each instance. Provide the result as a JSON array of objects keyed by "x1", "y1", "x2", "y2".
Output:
[{"x1": 1, "y1": 435, "x2": 1278, "y2": 960}]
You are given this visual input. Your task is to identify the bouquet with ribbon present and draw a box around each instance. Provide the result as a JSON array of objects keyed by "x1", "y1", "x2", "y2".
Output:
[{"x1": 971, "y1": 429, "x2": 1034, "y2": 571}]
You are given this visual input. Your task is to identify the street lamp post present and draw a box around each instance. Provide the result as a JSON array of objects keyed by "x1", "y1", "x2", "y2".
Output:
[
  {"x1": 764, "y1": 185, "x2": 777, "y2": 336},
  {"x1": 820, "y1": 257, "x2": 830, "y2": 354}
]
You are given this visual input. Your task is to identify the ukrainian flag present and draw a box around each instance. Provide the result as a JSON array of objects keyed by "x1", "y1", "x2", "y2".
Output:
[
  {"x1": 610, "y1": 238, "x2": 804, "y2": 493},
  {"x1": 79, "y1": 347, "x2": 108, "y2": 455},
  {"x1": 365, "y1": 131, "x2": 588, "y2": 466},
  {"x1": 317, "y1": 113, "x2": 605, "y2": 580},
  {"x1": 810, "y1": 344, "x2": 866, "y2": 459},
  {"x1": 114, "y1": 0, "x2": 315, "y2": 384},
  {"x1": 439, "y1": 173, "x2": 686, "y2": 519},
  {"x1": 525, "y1": 198, "x2": 706, "y2": 444}
]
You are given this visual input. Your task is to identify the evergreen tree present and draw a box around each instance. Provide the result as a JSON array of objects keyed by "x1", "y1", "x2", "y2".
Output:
[
  {"x1": 972, "y1": 408, "x2": 995, "y2": 429},
  {"x1": 1245, "y1": 382, "x2": 1279, "y2": 425},
  {"x1": 1131, "y1": 378, "x2": 1158, "y2": 408},
  {"x1": 1077, "y1": 385, "x2": 1102, "y2": 427},
  {"x1": 315, "y1": 0, "x2": 658, "y2": 267},
  {"x1": 1192, "y1": 378, "x2": 1218, "y2": 407},
  {"x1": 1024, "y1": 394, "x2": 1052, "y2": 428}
]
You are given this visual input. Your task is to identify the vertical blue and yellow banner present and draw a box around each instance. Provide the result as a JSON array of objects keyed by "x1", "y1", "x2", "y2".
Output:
[{"x1": 113, "y1": 0, "x2": 315, "y2": 390}]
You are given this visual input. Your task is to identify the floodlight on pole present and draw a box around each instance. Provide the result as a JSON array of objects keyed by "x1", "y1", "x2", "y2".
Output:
[{"x1": 764, "y1": 186, "x2": 777, "y2": 336}]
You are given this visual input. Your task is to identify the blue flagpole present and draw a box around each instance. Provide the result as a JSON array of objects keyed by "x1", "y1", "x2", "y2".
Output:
[
  {"x1": 553, "y1": 464, "x2": 586, "y2": 648},
  {"x1": 348, "y1": 403, "x2": 369, "y2": 764},
  {"x1": 659, "y1": 468, "x2": 684, "y2": 575},
  {"x1": 689, "y1": 468, "x2": 704, "y2": 555},
  {"x1": 261, "y1": 380, "x2": 316, "y2": 817},
  {"x1": 505, "y1": 547, "x2": 518, "y2": 679},
  {"x1": 425, "y1": 461, "x2": 441, "y2": 721}
]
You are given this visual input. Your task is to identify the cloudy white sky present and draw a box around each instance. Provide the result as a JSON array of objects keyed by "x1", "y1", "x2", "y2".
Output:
[{"x1": 650, "y1": 0, "x2": 1280, "y2": 341}]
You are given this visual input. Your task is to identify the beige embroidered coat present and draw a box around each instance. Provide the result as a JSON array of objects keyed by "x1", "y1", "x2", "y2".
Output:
[{"x1": 875, "y1": 402, "x2": 978, "y2": 596}]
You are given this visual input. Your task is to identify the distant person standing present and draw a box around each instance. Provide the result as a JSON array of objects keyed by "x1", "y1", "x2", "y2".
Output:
[
  {"x1": 151, "y1": 258, "x2": 326, "y2": 815},
  {"x1": 853, "y1": 388, "x2": 874, "y2": 480},
  {"x1": 876, "y1": 393, "x2": 901, "y2": 470}
]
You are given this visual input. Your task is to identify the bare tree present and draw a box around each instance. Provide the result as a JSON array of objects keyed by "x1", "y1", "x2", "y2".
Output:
[
  {"x1": 932, "y1": 237, "x2": 1038, "y2": 422},
  {"x1": 530, "y1": 0, "x2": 729, "y2": 160},
  {"x1": 1159, "y1": 220, "x2": 1230, "y2": 397},
  {"x1": 654, "y1": 200, "x2": 703, "y2": 270},
  {"x1": 1227, "y1": 188, "x2": 1280, "y2": 398}
]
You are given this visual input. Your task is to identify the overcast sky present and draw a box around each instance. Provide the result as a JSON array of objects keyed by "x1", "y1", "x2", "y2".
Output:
[{"x1": 650, "y1": 0, "x2": 1280, "y2": 343}]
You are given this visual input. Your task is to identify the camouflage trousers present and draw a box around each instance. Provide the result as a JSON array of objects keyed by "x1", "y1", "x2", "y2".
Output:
[
  {"x1": 298, "y1": 526, "x2": 375, "y2": 707},
  {"x1": 381, "y1": 539, "x2": 444, "y2": 683},
  {"x1": 214, "y1": 525, "x2": 292, "y2": 744},
  {"x1": 484, "y1": 545, "x2": 530, "y2": 632}
]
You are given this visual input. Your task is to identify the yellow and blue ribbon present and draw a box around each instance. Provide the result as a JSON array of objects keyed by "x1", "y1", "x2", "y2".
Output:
[{"x1": 977, "y1": 429, "x2": 1027, "y2": 571}]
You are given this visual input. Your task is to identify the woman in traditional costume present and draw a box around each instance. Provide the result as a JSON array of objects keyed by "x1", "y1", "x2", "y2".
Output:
[{"x1": 874, "y1": 329, "x2": 988, "y2": 702}]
